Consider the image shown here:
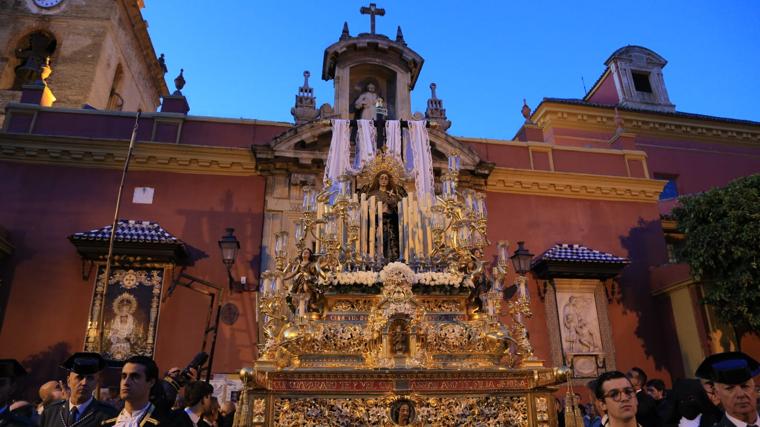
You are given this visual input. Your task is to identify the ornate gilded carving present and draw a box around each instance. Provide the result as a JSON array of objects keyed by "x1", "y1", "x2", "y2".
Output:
[
  {"x1": 418, "y1": 298, "x2": 462, "y2": 312},
  {"x1": 300, "y1": 323, "x2": 367, "y2": 354},
  {"x1": 271, "y1": 395, "x2": 528, "y2": 426},
  {"x1": 331, "y1": 298, "x2": 374, "y2": 312}
]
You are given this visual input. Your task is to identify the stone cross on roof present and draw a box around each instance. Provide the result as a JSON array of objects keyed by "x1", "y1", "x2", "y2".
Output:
[{"x1": 360, "y1": 3, "x2": 385, "y2": 34}]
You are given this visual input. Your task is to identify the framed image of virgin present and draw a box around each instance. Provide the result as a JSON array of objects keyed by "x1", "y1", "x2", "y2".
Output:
[{"x1": 84, "y1": 266, "x2": 165, "y2": 361}]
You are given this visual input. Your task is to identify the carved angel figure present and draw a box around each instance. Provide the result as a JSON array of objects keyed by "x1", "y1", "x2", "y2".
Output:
[{"x1": 284, "y1": 247, "x2": 326, "y2": 313}]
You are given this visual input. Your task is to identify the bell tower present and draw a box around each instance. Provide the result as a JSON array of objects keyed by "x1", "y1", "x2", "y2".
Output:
[
  {"x1": 0, "y1": 0, "x2": 168, "y2": 122},
  {"x1": 322, "y1": 3, "x2": 424, "y2": 120}
]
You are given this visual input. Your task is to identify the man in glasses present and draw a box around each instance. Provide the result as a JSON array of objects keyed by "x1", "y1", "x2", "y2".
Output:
[
  {"x1": 696, "y1": 351, "x2": 759, "y2": 427},
  {"x1": 594, "y1": 371, "x2": 639, "y2": 427}
]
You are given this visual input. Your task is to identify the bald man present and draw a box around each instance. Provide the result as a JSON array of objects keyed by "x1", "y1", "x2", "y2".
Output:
[{"x1": 38, "y1": 381, "x2": 63, "y2": 412}]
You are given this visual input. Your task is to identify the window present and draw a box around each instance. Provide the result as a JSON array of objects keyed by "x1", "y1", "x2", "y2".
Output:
[
  {"x1": 632, "y1": 71, "x2": 653, "y2": 93},
  {"x1": 654, "y1": 173, "x2": 678, "y2": 200}
]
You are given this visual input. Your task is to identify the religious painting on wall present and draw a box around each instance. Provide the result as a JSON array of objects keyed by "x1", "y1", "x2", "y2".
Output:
[
  {"x1": 84, "y1": 266, "x2": 165, "y2": 361},
  {"x1": 555, "y1": 291, "x2": 604, "y2": 377}
]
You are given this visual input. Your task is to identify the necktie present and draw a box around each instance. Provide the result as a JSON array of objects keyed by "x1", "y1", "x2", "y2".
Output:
[{"x1": 69, "y1": 406, "x2": 79, "y2": 425}]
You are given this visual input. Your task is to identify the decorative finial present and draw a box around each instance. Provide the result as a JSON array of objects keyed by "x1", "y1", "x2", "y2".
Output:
[
  {"x1": 173, "y1": 68, "x2": 185, "y2": 96},
  {"x1": 614, "y1": 107, "x2": 624, "y2": 131},
  {"x1": 395, "y1": 26, "x2": 406, "y2": 45},
  {"x1": 291, "y1": 70, "x2": 318, "y2": 124},
  {"x1": 521, "y1": 99, "x2": 532, "y2": 123},
  {"x1": 340, "y1": 21, "x2": 350, "y2": 40},
  {"x1": 425, "y1": 82, "x2": 451, "y2": 130},
  {"x1": 158, "y1": 53, "x2": 167, "y2": 74},
  {"x1": 359, "y1": 3, "x2": 385, "y2": 34}
]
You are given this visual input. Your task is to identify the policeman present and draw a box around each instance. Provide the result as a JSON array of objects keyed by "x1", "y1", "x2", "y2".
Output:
[
  {"x1": 39, "y1": 352, "x2": 117, "y2": 427},
  {"x1": 695, "y1": 351, "x2": 759, "y2": 427}
]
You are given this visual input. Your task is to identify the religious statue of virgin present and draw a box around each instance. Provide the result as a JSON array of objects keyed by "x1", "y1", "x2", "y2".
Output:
[{"x1": 366, "y1": 171, "x2": 407, "y2": 261}]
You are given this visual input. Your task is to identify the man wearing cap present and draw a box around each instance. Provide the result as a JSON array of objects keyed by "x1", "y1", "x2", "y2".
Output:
[
  {"x1": 696, "y1": 351, "x2": 759, "y2": 427},
  {"x1": 0, "y1": 359, "x2": 35, "y2": 426},
  {"x1": 40, "y1": 352, "x2": 117, "y2": 427}
]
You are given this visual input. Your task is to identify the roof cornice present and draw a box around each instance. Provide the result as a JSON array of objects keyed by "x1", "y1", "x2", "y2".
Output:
[
  {"x1": 487, "y1": 167, "x2": 665, "y2": 203},
  {"x1": 532, "y1": 100, "x2": 760, "y2": 145},
  {"x1": 0, "y1": 133, "x2": 256, "y2": 176}
]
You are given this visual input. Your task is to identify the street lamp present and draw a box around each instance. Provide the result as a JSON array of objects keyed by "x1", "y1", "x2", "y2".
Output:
[
  {"x1": 218, "y1": 227, "x2": 241, "y2": 290},
  {"x1": 219, "y1": 227, "x2": 240, "y2": 268},
  {"x1": 510, "y1": 241, "x2": 533, "y2": 276}
]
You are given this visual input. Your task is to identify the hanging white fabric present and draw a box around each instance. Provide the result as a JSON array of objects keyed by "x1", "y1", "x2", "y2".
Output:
[
  {"x1": 354, "y1": 119, "x2": 377, "y2": 171},
  {"x1": 407, "y1": 120, "x2": 434, "y2": 205},
  {"x1": 324, "y1": 119, "x2": 352, "y2": 184},
  {"x1": 385, "y1": 120, "x2": 402, "y2": 162}
]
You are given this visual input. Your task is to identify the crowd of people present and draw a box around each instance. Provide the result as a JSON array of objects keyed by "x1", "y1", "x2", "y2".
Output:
[
  {"x1": 0, "y1": 353, "x2": 235, "y2": 427},
  {"x1": 559, "y1": 352, "x2": 759, "y2": 427},
  {"x1": 1, "y1": 350, "x2": 758, "y2": 426}
]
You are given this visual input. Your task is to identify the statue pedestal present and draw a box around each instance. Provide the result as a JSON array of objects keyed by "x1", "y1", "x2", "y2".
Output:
[{"x1": 236, "y1": 367, "x2": 564, "y2": 426}]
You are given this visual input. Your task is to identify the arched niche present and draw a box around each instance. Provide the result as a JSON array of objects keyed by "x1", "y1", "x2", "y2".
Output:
[
  {"x1": 11, "y1": 30, "x2": 57, "y2": 89},
  {"x1": 349, "y1": 63, "x2": 397, "y2": 119}
]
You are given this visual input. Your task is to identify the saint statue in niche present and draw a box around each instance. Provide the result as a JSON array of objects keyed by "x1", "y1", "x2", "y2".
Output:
[
  {"x1": 354, "y1": 82, "x2": 379, "y2": 120},
  {"x1": 284, "y1": 247, "x2": 325, "y2": 313},
  {"x1": 390, "y1": 318, "x2": 410, "y2": 356},
  {"x1": 366, "y1": 171, "x2": 406, "y2": 261}
]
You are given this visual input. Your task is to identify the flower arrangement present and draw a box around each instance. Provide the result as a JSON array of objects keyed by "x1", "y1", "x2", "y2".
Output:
[
  {"x1": 379, "y1": 262, "x2": 415, "y2": 285},
  {"x1": 415, "y1": 271, "x2": 469, "y2": 287},
  {"x1": 323, "y1": 263, "x2": 469, "y2": 288}
]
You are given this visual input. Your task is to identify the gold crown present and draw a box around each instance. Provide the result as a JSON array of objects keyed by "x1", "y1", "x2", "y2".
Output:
[
  {"x1": 113, "y1": 292, "x2": 138, "y2": 314},
  {"x1": 356, "y1": 152, "x2": 408, "y2": 191}
]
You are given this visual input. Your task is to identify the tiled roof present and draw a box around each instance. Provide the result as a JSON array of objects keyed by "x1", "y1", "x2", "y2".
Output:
[
  {"x1": 532, "y1": 243, "x2": 629, "y2": 265},
  {"x1": 537, "y1": 97, "x2": 760, "y2": 127},
  {"x1": 70, "y1": 220, "x2": 181, "y2": 244}
]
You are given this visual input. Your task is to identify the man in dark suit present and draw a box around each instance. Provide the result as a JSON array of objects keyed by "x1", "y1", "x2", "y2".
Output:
[
  {"x1": 172, "y1": 381, "x2": 214, "y2": 427},
  {"x1": 627, "y1": 367, "x2": 661, "y2": 427},
  {"x1": 0, "y1": 359, "x2": 35, "y2": 427},
  {"x1": 695, "y1": 352, "x2": 759, "y2": 427},
  {"x1": 39, "y1": 352, "x2": 118, "y2": 427}
]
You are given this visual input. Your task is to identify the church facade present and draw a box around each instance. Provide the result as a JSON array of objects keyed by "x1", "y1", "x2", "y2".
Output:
[{"x1": 1, "y1": 0, "x2": 759, "y2": 402}]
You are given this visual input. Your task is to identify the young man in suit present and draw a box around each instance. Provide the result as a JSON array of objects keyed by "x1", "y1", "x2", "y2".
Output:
[{"x1": 102, "y1": 355, "x2": 173, "y2": 427}]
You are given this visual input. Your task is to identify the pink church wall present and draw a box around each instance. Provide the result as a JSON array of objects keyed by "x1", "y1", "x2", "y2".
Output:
[
  {"x1": 0, "y1": 161, "x2": 266, "y2": 380},
  {"x1": 586, "y1": 73, "x2": 620, "y2": 105}
]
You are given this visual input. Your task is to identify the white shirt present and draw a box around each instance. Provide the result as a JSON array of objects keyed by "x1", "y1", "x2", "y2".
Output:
[
  {"x1": 185, "y1": 407, "x2": 201, "y2": 427},
  {"x1": 725, "y1": 412, "x2": 760, "y2": 427},
  {"x1": 113, "y1": 402, "x2": 153, "y2": 427},
  {"x1": 678, "y1": 414, "x2": 701, "y2": 427},
  {"x1": 69, "y1": 397, "x2": 93, "y2": 420}
]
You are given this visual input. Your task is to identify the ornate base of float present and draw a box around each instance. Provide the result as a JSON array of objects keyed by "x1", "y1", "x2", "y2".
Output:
[{"x1": 234, "y1": 367, "x2": 564, "y2": 426}]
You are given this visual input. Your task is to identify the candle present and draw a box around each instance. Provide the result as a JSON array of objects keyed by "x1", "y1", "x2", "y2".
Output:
[
  {"x1": 378, "y1": 199, "x2": 384, "y2": 258},
  {"x1": 360, "y1": 193, "x2": 368, "y2": 257},
  {"x1": 369, "y1": 195, "x2": 376, "y2": 259},
  {"x1": 398, "y1": 200, "x2": 404, "y2": 261},
  {"x1": 402, "y1": 196, "x2": 409, "y2": 261}
]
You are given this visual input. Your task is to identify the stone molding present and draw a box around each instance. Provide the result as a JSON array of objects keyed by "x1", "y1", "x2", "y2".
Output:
[
  {"x1": 487, "y1": 167, "x2": 665, "y2": 203},
  {"x1": 0, "y1": 133, "x2": 256, "y2": 176},
  {"x1": 533, "y1": 102, "x2": 760, "y2": 145}
]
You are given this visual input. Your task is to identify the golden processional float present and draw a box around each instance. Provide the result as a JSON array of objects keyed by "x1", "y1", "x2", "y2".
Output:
[{"x1": 234, "y1": 120, "x2": 571, "y2": 426}]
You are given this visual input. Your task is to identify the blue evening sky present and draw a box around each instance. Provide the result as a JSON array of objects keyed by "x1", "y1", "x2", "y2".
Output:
[{"x1": 142, "y1": 1, "x2": 760, "y2": 140}]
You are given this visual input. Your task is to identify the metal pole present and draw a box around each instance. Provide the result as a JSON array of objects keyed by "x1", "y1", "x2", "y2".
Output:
[
  {"x1": 97, "y1": 110, "x2": 142, "y2": 358},
  {"x1": 205, "y1": 288, "x2": 224, "y2": 382}
]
